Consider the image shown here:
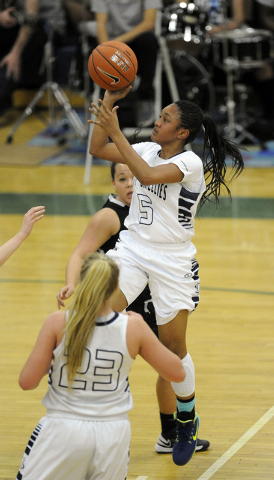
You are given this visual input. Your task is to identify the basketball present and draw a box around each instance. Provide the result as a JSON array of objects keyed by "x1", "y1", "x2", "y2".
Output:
[{"x1": 88, "y1": 41, "x2": 138, "y2": 91}]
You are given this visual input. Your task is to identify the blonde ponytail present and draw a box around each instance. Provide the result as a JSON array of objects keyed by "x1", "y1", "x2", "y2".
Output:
[{"x1": 64, "y1": 252, "x2": 119, "y2": 386}]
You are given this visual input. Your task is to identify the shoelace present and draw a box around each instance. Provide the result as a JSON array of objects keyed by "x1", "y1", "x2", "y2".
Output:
[{"x1": 176, "y1": 420, "x2": 195, "y2": 443}]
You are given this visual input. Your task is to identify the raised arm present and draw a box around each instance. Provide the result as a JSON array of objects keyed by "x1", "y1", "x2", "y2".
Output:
[
  {"x1": 57, "y1": 208, "x2": 121, "y2": 308},
  {"x1": 89, "y1": 91, "x2": 183, "y2": 185},
  {"x1": 0, "y1": 206, "x2": 45, "y2": 267}
]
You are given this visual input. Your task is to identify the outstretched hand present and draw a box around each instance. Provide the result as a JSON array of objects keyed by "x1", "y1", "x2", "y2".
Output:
[
  {"x1": 88, "y1": 85, "x2": 132, "y2": 132},
  {"x1": 104, "y1": 86, "x2": 133, "y2": 103},
  {"x1": 56, "y1": 285, "x2": 75, "y2": 309},
  {"x1": 20, "y1": 206, "x2": 45, "y2": 238},
  {"x1": 88, "y1": 98, "x2": 121, "y2": 137}
]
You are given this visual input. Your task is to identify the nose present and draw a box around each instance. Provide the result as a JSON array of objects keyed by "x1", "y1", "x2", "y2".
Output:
[{"x1": 154, "y1": 118, "x2": 160, "y2": 127}]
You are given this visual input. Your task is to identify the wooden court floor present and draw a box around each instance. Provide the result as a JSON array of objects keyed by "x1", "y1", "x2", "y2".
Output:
[{"x1": 0, "y1": 119, "x2": 274, "y2": 479}]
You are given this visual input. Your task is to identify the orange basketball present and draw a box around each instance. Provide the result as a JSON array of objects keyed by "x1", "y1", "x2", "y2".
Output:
[{"x1": 88, "y1": 41, "x2": 138, "y2": 91}]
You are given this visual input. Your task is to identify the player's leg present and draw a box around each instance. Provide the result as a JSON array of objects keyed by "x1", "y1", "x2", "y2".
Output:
[
  {"x1": 158, "y1": 310, "x2": 200, "y2": 466},
  {"x1": 15, "y1": 417, "x2": 92, "y2": 480},
  {"x1": 87, "y1": 419, "x2": 131, "y2": 480},
  {"x1": 110, "y1": 287, "x2": 128, "y2": 312},
  {"x1": 107, "y1": 239, "x2": 148, "y2": 311}
]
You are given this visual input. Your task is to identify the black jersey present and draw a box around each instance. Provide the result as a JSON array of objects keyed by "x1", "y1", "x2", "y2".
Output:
[
  {"x1": 99, "y1": 194, "x2": 158, "y2": 336},
  {"x1": 100, "y1": 194, "x2": 129, "y2": 253}
]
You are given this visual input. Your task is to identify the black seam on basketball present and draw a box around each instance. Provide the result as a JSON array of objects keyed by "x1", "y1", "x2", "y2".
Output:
[
  {"x1": 91, "y1": 54, "x2": 113, "y2": 88},
  {"x1": 94, "y1": 47, "x2": 134, "y2": 83}
]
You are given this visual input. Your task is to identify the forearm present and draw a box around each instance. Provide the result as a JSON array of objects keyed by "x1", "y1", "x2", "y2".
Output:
[
  {"x1": 11, "y1": 24, "x2": 34, "y2": 55},
  {"x1": 89, "y1": 92, "x2": 154, "y2": 182},
  {"x1": 109, "y1": 129, "x2": 152, "y2": 183},
  {"x1": 0, "y1": 231, "x2": 27, "y2": 266},
  {"x1": 12, "y1": 0, "x2": 38, "y2": 55},
  {"x1": 65, "y1": 252, "x2": 84, "y2": 289},
  {"x1": 231, "y1": 0, "x2": 245, "y2": 26},
  {"x1": 97, "y1": 23, "x2": 108, "y2": 43},
  {"x1": 115, "y1": 19, "x2": 154, "y2": 43}
]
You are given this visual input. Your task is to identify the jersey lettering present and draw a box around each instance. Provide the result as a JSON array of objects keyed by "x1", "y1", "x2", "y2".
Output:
[
  {"x1": 59, "y1": 348, "x2": 91, "y2": 390},
  {"x1": 93, "y1": 349, "x2": 123, "y2": 391},
  {"x1": 137, "y1": 194, "x2": 153, "y2": 225},
  {"x1": 57, "y1": 348, "x2": 123, "y2": 392}
]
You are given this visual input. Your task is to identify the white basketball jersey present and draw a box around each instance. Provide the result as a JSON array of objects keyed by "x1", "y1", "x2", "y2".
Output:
[
  {"x1": 43, "y1": 312, "x2": 134, "y2": 420},
  {"x1": 125, "y1": 142, "x2": 206, "y2": 244}
]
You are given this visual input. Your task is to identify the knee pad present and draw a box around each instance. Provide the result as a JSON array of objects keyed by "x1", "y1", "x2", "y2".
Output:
[{"x1": 171, "y1": 352, "x2": 195, "y2": 397}]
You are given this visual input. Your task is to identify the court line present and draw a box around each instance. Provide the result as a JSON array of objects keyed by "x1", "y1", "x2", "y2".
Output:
[
  {"x1": 197, "y1": 405, "x2": 274, "y2": 480},
  {"x1": 135, "y1": 477, "x2": 149, "y2": 480},
  {"x1": 0, "y1": 279, "x2": 273, "y2": 296}
]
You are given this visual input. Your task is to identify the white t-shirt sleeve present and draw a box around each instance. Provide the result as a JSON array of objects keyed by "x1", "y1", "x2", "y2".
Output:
[{"x1": 171, "y1": 151, "x2": 203, "y2": 184}]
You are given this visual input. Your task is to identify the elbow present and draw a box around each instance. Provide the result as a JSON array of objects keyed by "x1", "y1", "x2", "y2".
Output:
[
  {"x1": 171, "y1": 364, "x2": 186, "y2": 383},
  {"x1": 163, "y1": 365, "x2": 186, "y2": 384},
  {"x1": 19, "y1": 379, "x2": 30, "y2": 390},
  {"x1": 138, "y1": 173, "x2": 154, "y2": 186},
  {"x1": 19, "y1": 375, "x2": 38, "y2": 391},
  {"x1": 89, "y1": 144, "x2": 98, "y2": 157}
]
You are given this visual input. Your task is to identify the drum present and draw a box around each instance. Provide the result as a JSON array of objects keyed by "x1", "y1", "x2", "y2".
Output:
[
  {"x1": 162, "y1": 49, "x2": 216, "y2": 114},
  {"x1": 162, "y1": 3, "x2": 211, "y2": 57},
  {"x1": 212, "y1": 28, "x2": 274, "y2": 69}
]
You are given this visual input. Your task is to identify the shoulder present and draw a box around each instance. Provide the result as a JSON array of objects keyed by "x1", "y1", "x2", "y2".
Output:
[
  {"x1": 90, "y1": 206, "x2": 121, "y2": 229},
  {"x1": 44, "y1": 310, "x2": 66, "y2": 334},
  {"x1": 171, "y1": 150, "x2": 203, "y2": 174}
]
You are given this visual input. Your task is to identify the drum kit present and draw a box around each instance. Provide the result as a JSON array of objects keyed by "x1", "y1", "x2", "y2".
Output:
[{"x1": 161, "y1": 1, "x2": 274, "y2": 145}]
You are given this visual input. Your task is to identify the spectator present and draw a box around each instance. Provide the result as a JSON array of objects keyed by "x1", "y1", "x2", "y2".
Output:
[
  {"x1": 92, "y1": 0, "x2": 162, "y2": 127},
  {"x1": 0, "y1": 0, "x2": 67, "y2": 127}
]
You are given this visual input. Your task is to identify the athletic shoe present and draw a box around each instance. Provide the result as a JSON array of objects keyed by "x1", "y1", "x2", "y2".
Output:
[
  {"x1": 155, "y1": 428, "x2": 209, "y2": 454},
  {"x1": 196, "y1": 438, "x2": 210, "y2": 452},
  {"x1": 155, "y1": 429, "x2": 176, "y2": 453},
  {"x1": 172, "y1": 413, "x2": 200, "y2": 466}
]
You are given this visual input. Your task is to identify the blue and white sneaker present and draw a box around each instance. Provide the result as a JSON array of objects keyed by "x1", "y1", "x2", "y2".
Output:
[
  {"x1": 172, "y1": 413, "x2": 200, "y2": 466},
  {"x1": 155, "y1": 429, "x2": 209, "y2": 454}
]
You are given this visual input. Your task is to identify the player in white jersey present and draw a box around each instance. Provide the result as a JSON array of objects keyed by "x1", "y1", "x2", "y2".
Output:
[
  {"x1": 16, "y1": 252, "x2": 185, "y2": 480},
  {"x1": 88, "y1": 88, "x2": 244, "y2": 466}
]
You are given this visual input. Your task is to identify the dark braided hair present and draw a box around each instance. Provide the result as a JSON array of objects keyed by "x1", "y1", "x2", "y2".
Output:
[
  {"x1": 175, "y1": 100, "x2": 244, "y2": 207},
  {"x1": 110, "y1": 161, "x2": 116, "y2": 180}
]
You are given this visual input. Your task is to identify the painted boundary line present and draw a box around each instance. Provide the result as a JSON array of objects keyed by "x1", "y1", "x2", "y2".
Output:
[
  {"x1": 197, "y1": 405, "x2": 274, "y2": 480},
  {"x1": 0, "y1": 279, "x2": 273, "y2": 297}
]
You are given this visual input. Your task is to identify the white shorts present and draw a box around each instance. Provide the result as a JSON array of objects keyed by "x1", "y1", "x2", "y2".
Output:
[
  {"x1": 107, "y1": 230, "x2": 200, "y2": 325},
  {"x1": 16, "y1": 415, "x2": 131, "y2": 480}
]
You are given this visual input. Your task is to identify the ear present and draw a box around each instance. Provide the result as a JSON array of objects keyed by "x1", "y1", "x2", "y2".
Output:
[{"x1": 177, "y1": 129, "x2": 190, "y2": 140}]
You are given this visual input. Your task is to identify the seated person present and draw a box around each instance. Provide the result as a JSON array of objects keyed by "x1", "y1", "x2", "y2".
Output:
[
  {"x1": 0, "y1": 0, "x2": 67, "y2": 127},
  {"x1": 92, "y1": 0, "x2": 163, "y2": 127}
]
